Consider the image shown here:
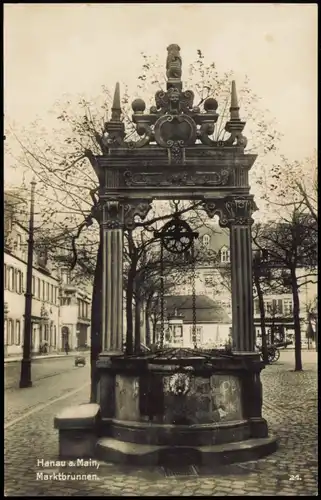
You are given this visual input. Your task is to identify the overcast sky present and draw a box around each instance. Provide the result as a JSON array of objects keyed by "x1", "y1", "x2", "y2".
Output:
[{"x1": 4, "y1": 3, "x2": 317, "y2": 188}]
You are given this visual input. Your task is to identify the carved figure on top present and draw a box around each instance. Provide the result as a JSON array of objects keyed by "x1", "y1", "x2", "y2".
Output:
[{"x1": 166, "y1": 44, "x2": 182, "y2": 81}]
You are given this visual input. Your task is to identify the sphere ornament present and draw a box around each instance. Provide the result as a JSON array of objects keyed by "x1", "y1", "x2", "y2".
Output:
[
  {"x1": 204, "y1": 98, "x2": 218, "y2": 112},
  {"x1": 132, "y1": 98, "x2": 146, "y2": 113}
]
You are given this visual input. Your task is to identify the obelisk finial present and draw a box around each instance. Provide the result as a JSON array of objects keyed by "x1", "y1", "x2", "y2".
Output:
[
  {"x1": 230, "y1": 80, "x2": 240, "y2": 120},
  {"x1": 111, "y1": 82, "x2": 121, "y2": 121},
  {"x1": 105, "y1": 82, "x2": 125, "y2": 145}
]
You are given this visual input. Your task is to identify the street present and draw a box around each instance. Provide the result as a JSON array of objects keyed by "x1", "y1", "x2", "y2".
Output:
[
  {"x1": 4, "y1": 350, "x2": 318, "y2": 496},
  {"x1": 5, "y1": 355, "x2": 90, "y2": 427}
]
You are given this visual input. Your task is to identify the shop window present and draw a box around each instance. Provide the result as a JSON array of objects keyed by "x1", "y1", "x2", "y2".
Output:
[{"x1": 15, "y1": 320, "x2": 21, "y2": 345}]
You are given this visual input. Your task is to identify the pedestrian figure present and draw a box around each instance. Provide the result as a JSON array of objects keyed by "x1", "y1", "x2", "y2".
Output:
[{"x1": 65, "y1": 342, "x2": 70, "y2": 355}]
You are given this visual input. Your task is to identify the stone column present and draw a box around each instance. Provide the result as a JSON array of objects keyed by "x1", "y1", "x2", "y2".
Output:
[
  {"x1": 101, "y1": 201, "x2": 124, "y2": 354},
  {"x1": 226, "y1": 197, "x2": 257, "y2": 352}
]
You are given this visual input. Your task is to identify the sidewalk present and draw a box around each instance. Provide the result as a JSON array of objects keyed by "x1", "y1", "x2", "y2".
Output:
[{"x1": 4, "y1": 352, "x2": 87, "y2": 364}]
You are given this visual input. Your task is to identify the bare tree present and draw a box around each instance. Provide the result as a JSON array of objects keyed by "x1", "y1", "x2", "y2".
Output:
[{"x1": 252, "y1": 210, "x2": 317, "y2": 371}]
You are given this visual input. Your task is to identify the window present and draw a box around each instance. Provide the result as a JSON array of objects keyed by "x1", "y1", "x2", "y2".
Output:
[
  {"x1": 44, "y1": 324, "x2": 48, "y2": 341},
  {"x1": 16, "y1": 270, "x2": 22, "y2": 294},
  {"x1": 4, "y1": 319, "x2": 8, "y2": 345},
  {"x1": 221, "y1": 300, "x2": 231, "y2": 311},
  {"x1": 46, "y1": 282, "x2": 49, "y2": 301},
  {"x1": 283, "y1": 299, "x2": 293, "y2": 316},
  {"x1": 54, "y1": 287, "x2": 58, "y2": 305},
  {"x1": 8, "y1": 267, "x2": 15, "y2": 291},
  {"x1": 190, "y1": 326, "x2": 203, "y2": 344},
  {"x1": 54, "y1": 326, "x2": 57, "y2": 347},
  {"x1": 42, "y1": 281, "x2": 45, "y2": 300},
  {"x1": 15, "y1": 320, "x2": 21, "y2": 345},
  {"x1": 8, "y1": 319, "x2": 14, "y2": 345},
  {"x1": 204, "y1": 274, "x2": 214, "y2": 287},
  {"x1": 4, "y1": 264, "x2": 8, "y2": 289},
  {"x1": 173, "y1": 325, "x2": 183, "y2": 338},
  {"x1": 37, "y1": 278, "x2": 41, "y2": 299},
  {"x1": 202, "y1": 234, "x2": 210, "y2": 248},
  {"x1": 61, "y1": 269, "x2": 70, "y2": 285},
  {"x1": 254, "y1": 299, "x2": 260, "y2": 314},
  {"x1": 16, "y1": 234, "x2": 22, "y2": 252},
  {"x1": 265, "y1": 300, "x2": 272, "y2": 314},
  {"x1": 32, "y1": 276, "x2": 35, "y2": 295},
  {"x1": 50, "y1": 284, "x2": 54, "y2": 303},
  {"x1": 221, "y1": 248, "x2": 230, "y2": 263},
  {"x1": 32, "y1": 325, "x2": 37, "y2": 349}
]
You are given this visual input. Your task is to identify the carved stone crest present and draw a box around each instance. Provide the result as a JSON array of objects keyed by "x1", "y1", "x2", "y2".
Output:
[
  {"x1": 154, "y1": 114, "x2": 197, "y2": 149},
  {"x1": 203, "y1": 197, "x2": 258, "y2": 227},
  {"x1": 123, "y1": 200, "x2": 153, "y2": 229}
]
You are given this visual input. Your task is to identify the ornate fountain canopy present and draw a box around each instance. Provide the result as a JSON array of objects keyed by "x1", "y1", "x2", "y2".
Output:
[{"x1": 87, "y1": 44, "x2": 258, "y2": 229}]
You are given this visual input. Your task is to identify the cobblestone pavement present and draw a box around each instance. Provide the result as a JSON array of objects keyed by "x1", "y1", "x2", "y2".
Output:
[{"x1": 4, "y1": 350, "x2": 318, "y2": 496}]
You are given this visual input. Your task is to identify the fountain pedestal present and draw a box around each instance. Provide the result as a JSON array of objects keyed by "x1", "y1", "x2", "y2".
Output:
[{"x1": 96, "y1": 350, "x2": 276, "y2": 464}]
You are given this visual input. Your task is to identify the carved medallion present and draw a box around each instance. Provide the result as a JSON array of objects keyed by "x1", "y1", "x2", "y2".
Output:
[
  {"x1": 154, "y1": 115, "x2": 197, "y2": 149},
  {"x1": 169, "y1": 373, "x2": 191, "y2": 396}
]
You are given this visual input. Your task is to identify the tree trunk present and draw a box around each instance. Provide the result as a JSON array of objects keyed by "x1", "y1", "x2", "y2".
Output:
[
  {"x1": 254, "y1": 274, "x2": 268, "y2": 363},
  {"x1": 270, "y1": 318, "x2": 275, "y2": 345},
  {"x1": 291, "y1": 268, "x2": 303, "y2": 371},
  {"x1": 134, "y1": 293, "x2": 141, "y2": 353},
  {"x1": 144, "y1": 293, "x2": 154, "y2": 347},
  {"x1": 90, "y1": 228, "x2": 103, "y2": 403},
  {"x1": 145, "y1": 308, "x2": 151, "y2": 347}
]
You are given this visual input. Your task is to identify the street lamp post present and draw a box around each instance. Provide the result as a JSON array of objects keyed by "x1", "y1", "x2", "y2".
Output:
[
  {"x1": 4, "y1": 302, "x2": 9, "y2": 358},
  {"x1": 19, "y1": 179, "x2": 36, "y2": 388}
]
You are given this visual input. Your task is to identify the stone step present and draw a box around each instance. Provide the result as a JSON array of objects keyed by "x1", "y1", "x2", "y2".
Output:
[{"x1": 96, "y1": 435, "x2": 278, "y2": 466}]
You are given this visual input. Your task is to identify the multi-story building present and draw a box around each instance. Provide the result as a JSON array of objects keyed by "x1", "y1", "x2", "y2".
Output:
[
  {"x1": 4, "y1": 190, "x2": 92, "y2": 357},
  {"x1": 4, "y1": 195, "x2": 60, "y2": 357},
  {"x1": 59, "y1": 267, "x2": 92, "y2": 350},
  {"x1": 172, "y1": 222, "x2": 317, "y2": 346}
]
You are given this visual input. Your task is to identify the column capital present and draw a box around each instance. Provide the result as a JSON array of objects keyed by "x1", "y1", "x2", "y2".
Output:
[
  {"x1": 203, "y1": 196, "x2": 258, "y2": 227},
  {"x1": 102, "y1": 201, "x2": 124, "y2": 229}
]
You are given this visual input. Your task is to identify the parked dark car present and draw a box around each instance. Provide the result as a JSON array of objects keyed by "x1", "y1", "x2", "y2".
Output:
[{"x1": 75, "y1": 355, "x2": 86, "y2": 367}]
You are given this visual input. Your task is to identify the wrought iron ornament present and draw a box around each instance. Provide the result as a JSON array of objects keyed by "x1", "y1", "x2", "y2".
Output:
[{"x1": 158, "y1": 218, "x2": 198, "y2": 255}]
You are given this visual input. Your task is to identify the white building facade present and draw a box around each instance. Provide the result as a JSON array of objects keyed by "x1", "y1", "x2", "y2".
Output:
[
  {"x1": 4, "y1": 250, "x2": 60, "y2": 357},
  {"x1": 4, "y1": 192, "x2": 92, "y2": 357}
]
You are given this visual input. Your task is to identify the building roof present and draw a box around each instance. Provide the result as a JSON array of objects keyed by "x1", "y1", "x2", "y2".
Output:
[{"x1": 164, "y1": 294, "x2": 231, "y2": 324}]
